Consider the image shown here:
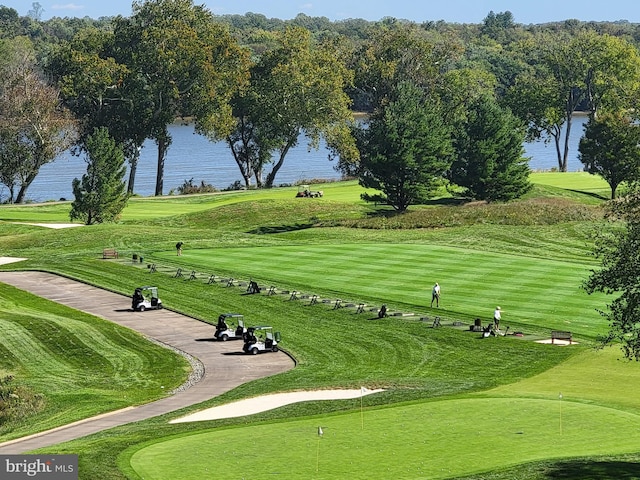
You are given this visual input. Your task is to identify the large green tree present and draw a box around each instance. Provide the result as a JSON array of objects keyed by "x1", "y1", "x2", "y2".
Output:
[
  {"x1": 506, "y1": 30, "x2": 640, "y2": 172},
  {"x1": 449, "y1": 94, "x2": 531, "y2": 202},
  {"x1": 70, "y1": 127, "x2": 128, "y2": 225},
  {"x1": 579, "y1": 112, "x2": 640, "y2": 199},
  {"x1": 585, "y1": 193, "x2": 640, "y2": 360},
  {"x1": 46, "y1": 28, "x2": 146, "y2": 193},
  {"x1": 111, "y1": 0, "x2": 249, "y2": 195},
  {"x1": 219, "y1": 26, "x2": 354, "y2": 188},
  {"x1": 0, "y1": 37, "x2": 76, "y2": 203},
  {"x1": 349, "y1": 22, "x2": 460, "y2": 113},
  {"x1": 357, "y1": 82, "x2": 453, "y2": 212}
]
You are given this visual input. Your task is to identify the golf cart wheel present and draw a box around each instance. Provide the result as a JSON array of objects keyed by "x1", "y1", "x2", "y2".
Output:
[
  {"x1": 139, "y1": 305, "x2": 145, "y2": 312},
  {"x1": 251, "y1": 347, "x2": 258, "y2": 355},
  {"x1": 221, "y1": 334, "x2": 228, "y2": 342},
  {"x1": 272, "y1": 346, "x2": 279, "y2": 352}
]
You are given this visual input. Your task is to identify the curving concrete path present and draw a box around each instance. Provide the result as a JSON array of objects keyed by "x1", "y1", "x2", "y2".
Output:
[{"x1": 0, "y1": 271, "x2": 294, "y2": 453}]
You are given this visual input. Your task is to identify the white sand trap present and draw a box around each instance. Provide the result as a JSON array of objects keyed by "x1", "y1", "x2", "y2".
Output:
[
  {"x1": 535, "y1": 338, "x2": 578, "y2": 346},
  {"x1": 23, "y1": 223, "x2": 83, "y2": 229},
  {"x1": 170, "y1": 388, "x2": 385, "y2": 423},
  {"x1": 0, "y1": 257, "x2": 27, "y2": 265}
]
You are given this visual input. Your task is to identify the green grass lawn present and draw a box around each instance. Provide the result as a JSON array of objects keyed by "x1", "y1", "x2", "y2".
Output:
[
  {"x1": 127, "y1": 346, "x2": 640, "y2": 480},
  {"x1": 0, "y1": 283, "x2": 189, "y2": 441},
  {"x1": 0, "y1": 173, "x2": 636, "y2": 480},
  {"x1": 530, "y1": 171, "x2": 611, "y2": 199},
  {"x1": 157, "y1": 242, "x2": 607, "y2": 339},
  {"x1": 128, "y1": 397, "x2": 640, "y2": 480}
]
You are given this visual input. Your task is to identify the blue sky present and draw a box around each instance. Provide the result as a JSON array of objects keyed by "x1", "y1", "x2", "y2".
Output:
[{"x1": 5, "y1": 1, "x2": 640, "y2": 24}]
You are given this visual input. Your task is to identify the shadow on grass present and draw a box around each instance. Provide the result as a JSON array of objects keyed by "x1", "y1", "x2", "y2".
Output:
[
  {"x1": 566, "y1": 189, "x2": 609, "y2": 201},
  {"x1": 364, "y1": 198, "x2": 466, "y2": 217},
  {"x1": 248, "y1": 223, "x2": 314, "y2": 234},
  {"x1": 545, "y1": 460, "x2": 640, "y2": 479}
]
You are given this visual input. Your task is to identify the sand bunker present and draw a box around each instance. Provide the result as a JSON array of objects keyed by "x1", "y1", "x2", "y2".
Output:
[
  {"x1": 22, "y1": 223, "x2": 83, "y2": 229},
  {"x1": 0, "y1": 257, "x2": 27, "y2": 265},
  {"x1": 535, "y1": 338, "x2": 577, "y2": 346},
  {"x1": 170, "y1": 388, "x2": 385, "y2": 423}
]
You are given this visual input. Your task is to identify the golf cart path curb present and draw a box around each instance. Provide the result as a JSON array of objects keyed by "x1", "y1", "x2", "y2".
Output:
[{"x1": 0, "y1": 271, "x2": 294, "y2": 454}]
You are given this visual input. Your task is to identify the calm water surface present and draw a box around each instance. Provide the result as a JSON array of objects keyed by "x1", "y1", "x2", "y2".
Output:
[{"x1": 23, "y1": 116, "x2": 587, "y2": 203}]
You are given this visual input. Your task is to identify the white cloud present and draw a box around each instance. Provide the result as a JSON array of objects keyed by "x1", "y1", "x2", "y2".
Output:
[{"x1": 51, "y1": 3, "x2": 85, "y2": 13}]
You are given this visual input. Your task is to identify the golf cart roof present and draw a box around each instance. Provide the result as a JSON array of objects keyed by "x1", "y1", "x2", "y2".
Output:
[
  {"x1": 248, "y1": 325, "x2": 272, "y2": 331},
  {"x1": 137, "y1": 286, "x2": 157, "y2": 290},
  {"x1": 221, "y1": 313, "x2": 243, "y2": 318}
]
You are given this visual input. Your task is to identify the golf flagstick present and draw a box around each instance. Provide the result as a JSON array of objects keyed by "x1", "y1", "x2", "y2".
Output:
[
  {"x1": 559, "y1": 392, "x2": 563, "y2": 435},
  {"x1": 316, "y1": 426, "x2": 323, "y2": 472},
  {"x1": 360, "y1": 386, "x2": 369, "y2": 429}
]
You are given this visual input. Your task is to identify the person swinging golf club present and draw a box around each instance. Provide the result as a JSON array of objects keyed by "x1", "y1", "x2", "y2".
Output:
[{"x1": 431, "y1": 283, "x2": 440, "y2": 308}]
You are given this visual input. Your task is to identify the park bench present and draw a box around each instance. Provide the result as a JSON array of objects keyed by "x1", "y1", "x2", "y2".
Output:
[
  {"x1": 102, "y1": 248, "x2": 118, "y2": 259},
  {"x1": 551, "y1": 330, "x2": 573, "y2": 344}
]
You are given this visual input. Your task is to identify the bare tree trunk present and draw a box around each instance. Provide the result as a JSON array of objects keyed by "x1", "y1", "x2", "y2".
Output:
[
  {"x1": 264, "y1": 140, "x2": 294, "y2": 188},
  {"x1": 562, "y1": 115, "x2": 572, "y2": 172},
  {"x1": 226, "y1": 137, "x2": 253, "y2": 188},
  {"x1": 128, "y1": 157, "x2": 138, "y2": 195},
  {"x1": 551, "y1": 124, "x2": 562, "y2": 171},
  {"x1": 155, "y1": 133, "x2": 171, "y2": 196},
  {"x1": 15, "y1": 171, "x2": 37, "y2": 204}
]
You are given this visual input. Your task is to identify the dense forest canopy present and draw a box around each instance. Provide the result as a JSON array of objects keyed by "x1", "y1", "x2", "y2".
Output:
[{"x1": 1, "y1": 2, "x2": 640, "y2": 203}]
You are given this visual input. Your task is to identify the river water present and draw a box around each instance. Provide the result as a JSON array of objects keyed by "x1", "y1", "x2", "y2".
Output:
[{"x1": 19, "y1": 116, "x2": 587, "y2": 203}]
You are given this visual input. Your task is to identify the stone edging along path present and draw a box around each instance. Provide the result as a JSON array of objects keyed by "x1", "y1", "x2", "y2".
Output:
[{"x1": 0, "y1": 270, "x2": 295, "y2": 454}]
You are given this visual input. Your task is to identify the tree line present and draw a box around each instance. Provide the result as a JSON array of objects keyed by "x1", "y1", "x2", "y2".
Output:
[
  {"x1": 4, "y1": 1, "x2": 640, "y2": 357},
  {"x1": 2, "y1": 1, "x2": 640, "y2": 210}
]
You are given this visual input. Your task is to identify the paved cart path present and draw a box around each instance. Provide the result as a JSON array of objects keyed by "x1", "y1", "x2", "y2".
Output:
[{"x1": 0, "y1": 271, "x2": 294, "y2": 453}]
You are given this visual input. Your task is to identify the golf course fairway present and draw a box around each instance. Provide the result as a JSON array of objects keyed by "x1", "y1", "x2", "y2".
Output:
[
  {"x1": 127, "y1": 347, "x2": 640, "y2": 479},
  {"x1": 128, "y1": 396, "x2": 640, "y2": 479}
]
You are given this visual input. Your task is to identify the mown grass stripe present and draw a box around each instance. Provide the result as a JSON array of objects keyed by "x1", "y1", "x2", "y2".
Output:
[{"x1": 170, "y1": 242, "x2": 605, "y2": 336}]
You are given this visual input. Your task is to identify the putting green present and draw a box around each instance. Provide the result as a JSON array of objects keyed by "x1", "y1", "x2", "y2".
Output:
[
  {"x1": 129, "y1": 397, "x2": 640, "y2": 479},
  {"x1": 487, "y1": 347, "x2": 640, "y2": 412}
]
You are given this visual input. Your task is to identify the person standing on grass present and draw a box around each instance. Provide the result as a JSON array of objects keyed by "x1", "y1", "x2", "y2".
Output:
[
  {"x1": 176, "y1": 241, "x2": 183, "y2": 256},
  {"x1": 493, "y1": 306, "x2": 501, "y2": 330},
  {"x1": 431, "y1": 283, "x2": 441, "y2": 307}
]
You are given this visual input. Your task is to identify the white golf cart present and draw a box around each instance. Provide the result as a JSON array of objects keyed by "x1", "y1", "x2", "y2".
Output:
[
  {"x1": 131, "y1": 286, "x2": 163, "y2": 312},
  {"x1": 214, "y1": 313, "x2": 246, "y2": 341},
  {"x1": 242, "y1": 326, "x2": 281, "y2": 354}
]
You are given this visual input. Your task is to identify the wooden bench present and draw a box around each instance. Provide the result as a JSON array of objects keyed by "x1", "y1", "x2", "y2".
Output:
[
  {"x1": 551, "y1": 330, "x2": 573, "y2": 344},
  {"x1": 102, "y1": 248, "x2": 118, "y2": 259}
]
